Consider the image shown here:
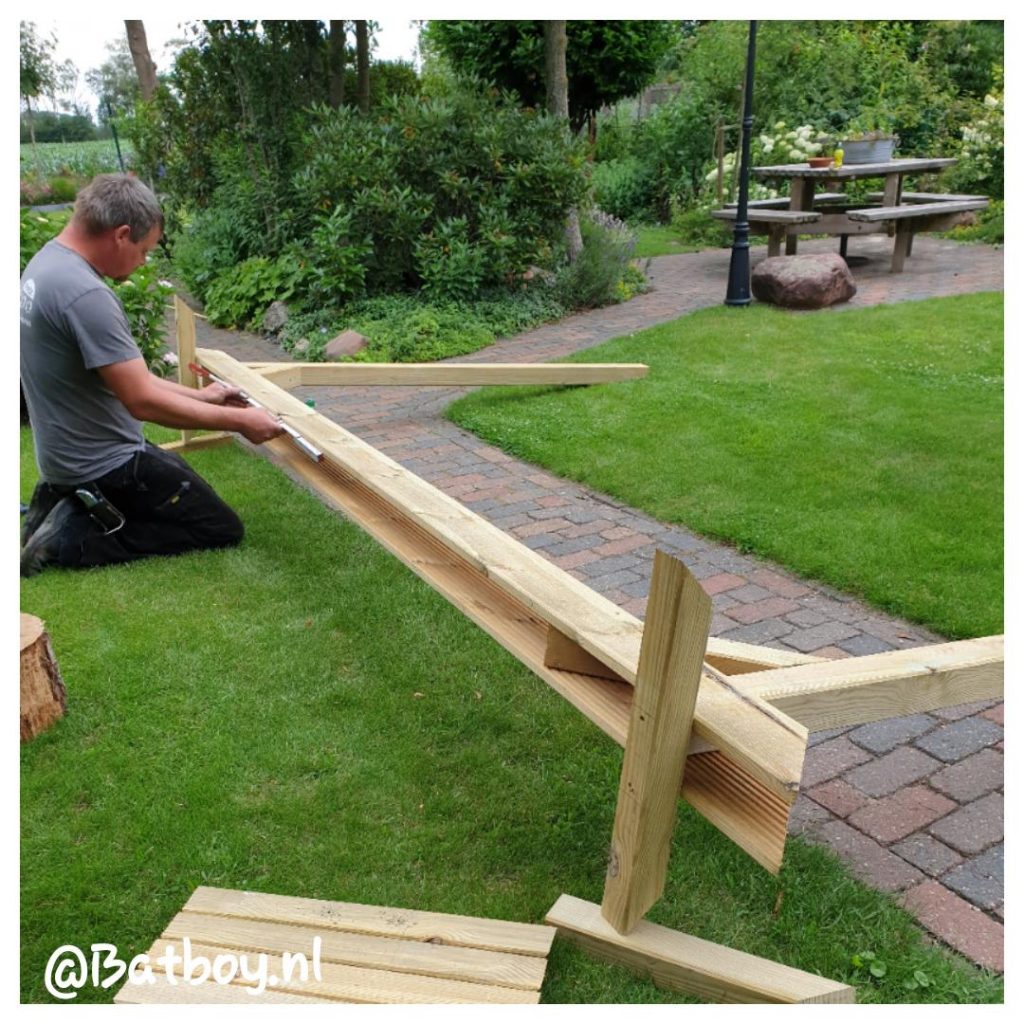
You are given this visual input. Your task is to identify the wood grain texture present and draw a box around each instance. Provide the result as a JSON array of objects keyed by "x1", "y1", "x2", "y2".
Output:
[
  {"x1": 163, "y1": 910, "x2": 547, "y2": 990},
  {"x1": 159, "y1": 432, "x2": 235, "y2": 454},
  {"x1": 185, "y1": 887, "x2": 555, "y2": 959},
  {"x1": 735, "y1": 636, "x2": 1004, "y2": 731},
  {"x1": 175, "y1": 295, "x2": 198, "y2": 444},
  {"x1": 547, "y1": 894, "x2": 855, "y2": 1003},
  {"x1": 602, "y1": 553, "x2": 711, "y2": 933}
]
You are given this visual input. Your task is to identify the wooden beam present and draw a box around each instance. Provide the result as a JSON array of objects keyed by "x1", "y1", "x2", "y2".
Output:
[
  {"x1": 245, "y1": 362, "x2": 649, "y2": 387},
  {"x1": 735, "y1": 636, "x2": 1004, "y2": 732},
  {"x1": 602, "y1": 553, "x2": 711, "y2": 933},
  {"x1": 198, "y1": 348, "x2": 805, "y2": 869},
  {"x1": 546, "y1": 895, "x2": 855, "y2": 1003},
  {"x1": 159, "y1": 432, "x2": 235, "y2": 454},
  {"x1": 174, "y1": 295, "x2": 198, "y2": 445}
]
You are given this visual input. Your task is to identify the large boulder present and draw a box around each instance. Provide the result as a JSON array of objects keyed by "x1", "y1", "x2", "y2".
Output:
[
  {"x1": 325, "y1": 329, "x2": 369, "y2": 360},
  {"x1": 752, "y1": 253, "x2": 856, "y2": 310}
]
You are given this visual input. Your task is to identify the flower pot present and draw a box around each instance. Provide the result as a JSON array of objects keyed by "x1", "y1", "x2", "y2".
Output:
[{"x1": 840, "y1": 137, "x2": 896, "y2": 164}]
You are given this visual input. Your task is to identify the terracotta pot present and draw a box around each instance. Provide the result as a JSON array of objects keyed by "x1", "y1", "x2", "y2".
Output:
[{"x1": 807, "y1": 156, "x2": 834, "y2": 168}]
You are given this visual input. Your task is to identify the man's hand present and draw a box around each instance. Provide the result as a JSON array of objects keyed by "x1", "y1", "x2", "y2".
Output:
[
  {"x1": 198, "y1": 382, "x2": 248, "y2": 407},
  {"x1": 237, "y1": 408, "x2": 287, "y2": 445}
]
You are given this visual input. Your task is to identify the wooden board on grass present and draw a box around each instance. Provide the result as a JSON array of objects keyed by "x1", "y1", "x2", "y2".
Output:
[{"x1": 115, "y1": 886, "x2": 554, "y2": 1005}]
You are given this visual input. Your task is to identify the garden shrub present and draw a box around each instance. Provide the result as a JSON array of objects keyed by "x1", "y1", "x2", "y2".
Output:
[
  {"x1": 591, "y1": 157, "x2": 656, "y2": 222},
  {"x1": 555, "y1": 212, "x2": 643, "y2": 310}
]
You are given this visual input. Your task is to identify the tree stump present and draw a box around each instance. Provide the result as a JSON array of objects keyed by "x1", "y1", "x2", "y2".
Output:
[{"x1": 20, "y1": 614, "x2": 66, "y2": 741}]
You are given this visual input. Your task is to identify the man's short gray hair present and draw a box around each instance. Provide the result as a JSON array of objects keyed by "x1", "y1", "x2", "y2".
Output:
[{"x1": 74, "y1": 174, "x2": 164, "y2": 242}]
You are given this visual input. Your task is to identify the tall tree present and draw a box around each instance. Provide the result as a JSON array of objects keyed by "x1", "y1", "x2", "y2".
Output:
[
  {"x1": 87, "y1": 37, "x2": 141, "y2": 121},
  {"x1": 543, "y1": 21, "x2": 583, "y2": 261},
  {"x1": 355, "y1": 20, "x2": 370, "y2": 113},
  {"x1": 20, "y1": 21, "x2": 57, "y2": 174},
  {"x1": 329, "y1": 19, "x2": 346, "y2": 108},
  {"x1": 428, "y1": 21, "x2": 676, "y2": 134},
  {"x1": 124, "y1": 20, "x2": 158, "y2": 100}
]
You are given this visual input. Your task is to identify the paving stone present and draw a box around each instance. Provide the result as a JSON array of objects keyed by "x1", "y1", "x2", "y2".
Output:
[
  {"x1": 932, "y1": 699, "x2": 998, "y2": 722},
  {"x1": 578, "y1": 554, "x2": 642, "y2": 577},
  {"x1": 844, "y1": 745, "x2": 943, "y2": 797},
  {"x1": 809, "y1": 820, "x2": 924, "y2": 892},
  {"x1": 702, "y1": 572, "x2": 747, "y2": 596},
  {"x1": 800, "y1": 736, "x2": 872, "y2": 788},
  {"x1": 727, "y1": 596, "x2": 801, "y2": 624},
  {"x1": 836, "y1": 633, "x2": 895, "y2": 656},
  {"x1": 928, "y1": 792, "x2": 1003, "y2": 855},
  {"x1": 891, "y1": 834, "x2": 964, "y2": 877},
  {"x1": 806, "y1": 645, "x2": 852, "y2": 660},
  {"x1": 710, "y1": 612, "x2": 739, "y2": 636},
  {"x1": 787, "y1": 794, "x2": 832, "y2": 837},
  {"x1": 914, "y1": 717, "x2": 1003, "y2": 763},
  {"x1": 716, "y1": 617, "x2": 794, "y2": 644},
  {"x1": 784, "y1": 622, "x2": 861, "y2": 653},
  {"x1": 513, "y1": 518, "x2": 573, "y2": 538},
  {"x1": 585, "y1": 569, "x2": 645, "y2": 592},
  {"x1": 901, "y1": 880, "x2": 1003, "y2": 972},
  {"x1": 847, "y1": 785, "x2": 956, "y2": 843},
  {"x1": 942, "y1": 844, "x2": 1003, "y2": 910},
  {"x1": 981, "y1": 703, "x2": 1004, "y2": 726},
  {"x1": 929, "y1": 748, "x2": 1003, "y2": 802},
  {"x1": 726, "y1": 583, "x2": 773, "y2": 603},
  {"x1": 784, "y1": 607, "x2": 829, "y2": 628},
  {"x1": 747, "y1": 568, "x2": 811, "y2": 598},
  {"x1": 544, "y1": 536, "x2": 604, "y2": 557},
  {"x1": 711, "y1": 593, "x2": 739, "y2": 611},
  {"x1": 847, "y1": 714, "x2": 938, "y2": 755},
  {"x1": 806, "y1": 778, "x2": 869, "y2": 818},
  {"x1": 806, "y1": 725, "x2": 851, "y2": 747}
]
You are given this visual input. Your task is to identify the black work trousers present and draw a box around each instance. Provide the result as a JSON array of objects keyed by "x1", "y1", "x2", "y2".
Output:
[{"x1": 23, "y1": 442, "x2": 243, "y2": 569}]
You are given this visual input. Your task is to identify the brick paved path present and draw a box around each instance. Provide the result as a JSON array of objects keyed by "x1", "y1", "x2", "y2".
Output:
[{"x1": 193, "y1": 234, "x2": 1003, "y2": 970}]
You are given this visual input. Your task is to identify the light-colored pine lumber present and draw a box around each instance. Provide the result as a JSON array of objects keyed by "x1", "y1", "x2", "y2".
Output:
[
  {"x1": 735, "y1": 636, "x2": 1004, "y2": 731},
  {"x1": 245, "y1": 361, "x2": 649, "y2": 387},
  {"x1": 159, "y1": 431, "x2": 235, "y2": 454},
  {"x1": 184, "y1": 887, "x2": 555, "y2": 959},
  {"x1": 163, "y1": 910, "x2": 546, "y2": 990},
  {"x1": 544, "y1": 626, "x2": 628, "y2": 682},
  {"x1": 140, "y1": 940, "x2": 539, "y2": 1003},
  {"x1": 174, "y1": 295, "x2": 198, "y2": 445},
  {"x1": 115, "y1": 976, "x2": 326, "y2": 1004},
  {"x1": 199, "y1": 349, "x2": 807, "y2": 869},
  {"x1": 602, "y1": 553, "x2": 712, "y2": 933},
  {"x1": 546, "y1": 894, "x2": 855, "y2": 1003}
]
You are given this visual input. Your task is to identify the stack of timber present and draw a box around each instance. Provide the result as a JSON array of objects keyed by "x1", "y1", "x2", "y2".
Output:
[
  {"x1": 115, "y1": 886, "x2": 555, "y2": 1004},
  {"x1": 199, "y1": 348, "x2": 812, "y2": 873}
]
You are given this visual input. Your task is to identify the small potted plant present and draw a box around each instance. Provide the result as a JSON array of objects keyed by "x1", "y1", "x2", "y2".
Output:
[{"x1": 840, "y1": 112, "x2": 898, "y2": 164}]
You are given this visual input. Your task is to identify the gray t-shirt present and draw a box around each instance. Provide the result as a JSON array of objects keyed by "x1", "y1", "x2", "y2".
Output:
[{"x1": 20, "y1": 239, "x2": 146, "y2": 485}]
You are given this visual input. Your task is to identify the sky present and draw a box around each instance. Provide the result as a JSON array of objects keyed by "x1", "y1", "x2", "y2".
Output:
[{"x1": 26, "y1": 15, "x2": 425, "y2": 116}]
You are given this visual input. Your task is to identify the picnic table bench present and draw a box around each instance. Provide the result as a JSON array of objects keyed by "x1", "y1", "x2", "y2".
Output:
[{"x1": 715, "y1": 157, "x2": 988, "y2": 273}]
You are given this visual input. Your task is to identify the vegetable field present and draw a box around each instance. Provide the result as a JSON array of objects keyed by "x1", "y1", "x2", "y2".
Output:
[{"x1": 20, "y1": 140, "x2": 135, "y2": 179}]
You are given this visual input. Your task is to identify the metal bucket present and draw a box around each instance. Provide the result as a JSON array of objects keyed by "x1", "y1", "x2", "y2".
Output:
[{"x1": 840, "y1": 138, "x2": 896, "y2": 164}]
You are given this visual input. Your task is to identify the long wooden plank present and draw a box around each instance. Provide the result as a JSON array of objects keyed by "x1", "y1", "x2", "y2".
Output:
[
  {"x1": 602, "y1": 553, "x2": 711, "y2": 933},
  {"x1": 848, "y1": 199, "x2": 987, "y2": 222},
  {"x1": 141, "y1": 940, "x2": 538, "y2": 1003},
  {"x1": 200, "y1": 348, "x2": 809, "y2": 807},
  {"x1": 163, "y1": 910, "x2": 546, "y2": 990},
  {"x1": 116, "y1": 975, "x2": 327, "y2": 1004},
  {"x1": 243, "y1": 362, "x2": 649, "y2": 386},
  {"x1": 185, "y1": 887, "x2": 555, "y2": 959},
  {"x1": 175, "y1": 295, "x2": 198, "y2": 445},
  {"x1": 159, "y1": 431, "x2": 235, "y2": 454},
  {"x1": 546, "y1": 895, "x2": 855, "y2": 1003},
  {"x1": 735, "y1": 636, "x2": 1004, "y2": 731},
  {"x1": 262, "y1": 431, "x2": 805, "y2": 817}
]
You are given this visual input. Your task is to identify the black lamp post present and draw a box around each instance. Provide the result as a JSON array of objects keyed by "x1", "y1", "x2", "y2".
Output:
[{"x1": 725, "y1": 21, "x2": 758, "y2": 306}]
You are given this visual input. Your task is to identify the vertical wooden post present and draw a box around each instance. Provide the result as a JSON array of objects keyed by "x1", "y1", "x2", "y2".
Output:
[
  {"x1": 175, "y1": 295, "x2": 198, "y2": 445},
  {"x1": 716, "y1": 123, "x2": 725, "y2": 204},
  {"x1": 601, "y1": 552, "x2": 712, "y2": 934}
]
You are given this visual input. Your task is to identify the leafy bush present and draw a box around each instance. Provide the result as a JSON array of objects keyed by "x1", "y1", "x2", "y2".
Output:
[
  {"x1": 591, "y1": 157, "x2": 656, "y2": 222},
  {"x1": 20, "y1": 209, "x2": 70, "y2": 271},
  {"x1": 279, "y1": 287, "x2": 568, "y2": 363},
  {"x1": 203, "y1": 256, "x2": 303, "y2": 328},
  {"x1": 942, "y1": 73, "x2": 1003, "y2": 199},
  {"x1": 555, "y1": 212, "x2": 645, "y2": 310},
  {"x1": 944, "y1": 199, "x2": 1003, "y2": 245}
]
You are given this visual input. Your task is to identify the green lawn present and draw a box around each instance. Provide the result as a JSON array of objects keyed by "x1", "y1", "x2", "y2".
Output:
[
  {"x1": 447, "y1": 294, "x2": 1003, "y2": 640},
  {"x1": 20, "y1": 426, "x2": 1001, "y2": 1003}
]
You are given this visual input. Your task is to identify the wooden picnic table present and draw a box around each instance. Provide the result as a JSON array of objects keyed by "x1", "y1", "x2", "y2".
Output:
[{"x1": 740, "y1": 156, "x2": 987, "y2": 272}]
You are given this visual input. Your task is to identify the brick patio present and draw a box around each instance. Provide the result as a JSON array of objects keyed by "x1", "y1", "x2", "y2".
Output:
[{"x1": 190, "y1": 233, "x2": 1004, "y2": 972}]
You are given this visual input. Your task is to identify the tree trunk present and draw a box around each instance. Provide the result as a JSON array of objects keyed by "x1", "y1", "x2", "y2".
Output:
[
  {"x1": 124, "y1": 20, "x2": 158, "y2": 101},
  {"x1": 355, "y1": 20, "x2": 370, "y2": 114},
  {"x1": 329, "y1": 20, "x2": 347, "y2": 108},
  {"x1": 21, "y1": 614, "x2": 67, "y2": 742},
  {"x1": 543, "y1": 21, "x2": 583, "y2": 262}
]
